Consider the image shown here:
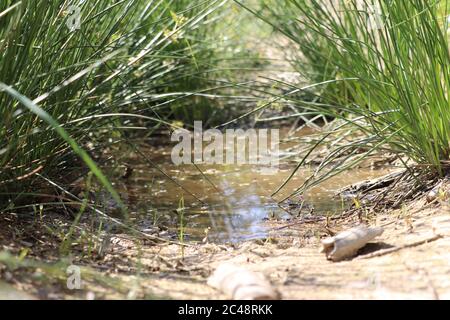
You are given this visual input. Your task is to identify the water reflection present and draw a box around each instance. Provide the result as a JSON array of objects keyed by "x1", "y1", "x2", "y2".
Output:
[{"x1": 107, "y1": 131, "x2": 393, "y2": 243}]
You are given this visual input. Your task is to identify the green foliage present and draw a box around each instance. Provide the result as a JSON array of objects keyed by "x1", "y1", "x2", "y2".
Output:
[
  {"x1": 0, "y1": 0, "x2": 226, "y2": 200},
  {"x1": 251, "y1": 0, "x2": 450, "y2": 194}
]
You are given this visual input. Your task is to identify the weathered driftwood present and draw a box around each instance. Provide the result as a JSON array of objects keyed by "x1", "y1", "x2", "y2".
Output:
[
  {"x1": 207, "y1": 263, "x2": 280, "y2": 300},
  {"x1": 320, "y1": 225, "x2": 384, "y2": 262}
]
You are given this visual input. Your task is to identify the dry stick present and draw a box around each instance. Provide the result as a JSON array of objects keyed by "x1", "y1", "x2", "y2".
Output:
[
  {"x1": 0, "y1": 165, "x2": 45, "y2": 186},
  {"x1": 391, "y1": 176, "x2": 432, "y2": 209},
  {"x1": 273, "y1": 216, "x2": 325, "y2": 231},
  {"x1": 343, "y1": 170, "x2": 435, "y2": 220},
  {"x1": 355, "y1": 234, "x2": 443, "y2": 260}
]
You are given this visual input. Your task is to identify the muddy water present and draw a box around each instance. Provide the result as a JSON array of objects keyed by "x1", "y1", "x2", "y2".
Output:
[{"x1": 110, "y1": 131, "x2": 392, "y2": 243}]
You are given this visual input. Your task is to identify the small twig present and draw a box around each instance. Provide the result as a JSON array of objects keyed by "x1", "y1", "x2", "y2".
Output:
[
  {"x1": 371, "y1": 171, "x2": 406, "y2": 208},
  {"x1": 0, "y1": 165, "x2": 44, "y2": 186},
  {"x1": 272, "y1": 215, "x2": 325, "y2": 231},
  {"x1": 356, "y1": 234, "x2": 443, "y2": 260}
]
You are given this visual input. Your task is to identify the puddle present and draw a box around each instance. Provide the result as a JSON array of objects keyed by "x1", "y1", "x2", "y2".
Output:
[{"x1": 104, "y1": 129, "x2": 393, "y2": 243}]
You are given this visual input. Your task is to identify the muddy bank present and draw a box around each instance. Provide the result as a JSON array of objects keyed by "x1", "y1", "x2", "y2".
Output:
[
  {"x1": 109, "y1": 198, "x2": 450, "y2": 300},
  {"x1": 1, "y1": 194, "x2": 449, "y2": 300}
]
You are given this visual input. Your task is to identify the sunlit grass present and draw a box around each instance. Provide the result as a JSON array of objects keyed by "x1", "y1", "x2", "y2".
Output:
[
  {"x1": 245, "y1": 0, "x2": 450, "y2": 196},
  {"x1": 0, "y1": 0, "x2": 227, "y2": 207}
]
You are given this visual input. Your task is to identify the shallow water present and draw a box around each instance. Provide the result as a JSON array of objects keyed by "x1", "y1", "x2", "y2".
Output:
[{"x1": 108, "y1": 130, "x2": 393, "y2": 243}]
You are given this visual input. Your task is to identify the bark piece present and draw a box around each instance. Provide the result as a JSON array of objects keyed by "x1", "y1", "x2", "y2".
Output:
[
  {"x1": 207, "y1": 263, "x2": 280, "y2": 300},
  {"x1": 320, "y1": 224, "x2": 384, "y2": 262}
]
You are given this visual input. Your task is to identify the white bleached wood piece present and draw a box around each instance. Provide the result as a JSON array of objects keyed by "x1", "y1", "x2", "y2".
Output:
[
  {"x1": 207, "y1": 263, "x2": 280, "y2": 300},
  {"x1": 320, "y1": 225, "x2": 384, "y2": 261}
]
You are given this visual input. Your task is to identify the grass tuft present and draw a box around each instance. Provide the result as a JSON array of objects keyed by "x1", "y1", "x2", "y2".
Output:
[{"x1": 250, "y1": 0, "x2": 450, "y2": 195}]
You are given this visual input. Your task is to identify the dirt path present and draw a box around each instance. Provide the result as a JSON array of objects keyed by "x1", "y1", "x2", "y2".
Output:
[{"x1": 93, "y1": 198, "x2": 450, "y2": 300}]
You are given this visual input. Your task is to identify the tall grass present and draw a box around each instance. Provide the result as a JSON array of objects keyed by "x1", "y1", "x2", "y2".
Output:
[
  {"x1": 248, "y1": 0, "x2": 450, "y2": 195},
  {"x1": 0, "y1": 0, "x2": 226, "y2": 205}
]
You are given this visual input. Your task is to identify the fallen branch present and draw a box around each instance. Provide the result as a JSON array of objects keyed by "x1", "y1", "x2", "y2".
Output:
[{"x1": 355, "y1": 234, "x2": 443, "y2": 260}]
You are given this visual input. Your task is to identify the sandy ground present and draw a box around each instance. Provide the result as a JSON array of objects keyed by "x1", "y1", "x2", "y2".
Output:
[
  {"x1": 1, "y1": 196, "x2": 450, "y2": 300},
  {"x1": 64, "y1": 197, "x2": 449, "y2": 300}
]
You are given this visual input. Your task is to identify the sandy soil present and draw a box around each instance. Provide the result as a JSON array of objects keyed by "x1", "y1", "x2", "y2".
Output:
[
  {"x1": 48, "y1": 200, "x2": 450, "y2": 299},
  {"x1": 1, "y1": 195, "x2": 450, "y2": 300},
  {"x1": 119, "y1": 198, "x2": 450, "y2": 300}
]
